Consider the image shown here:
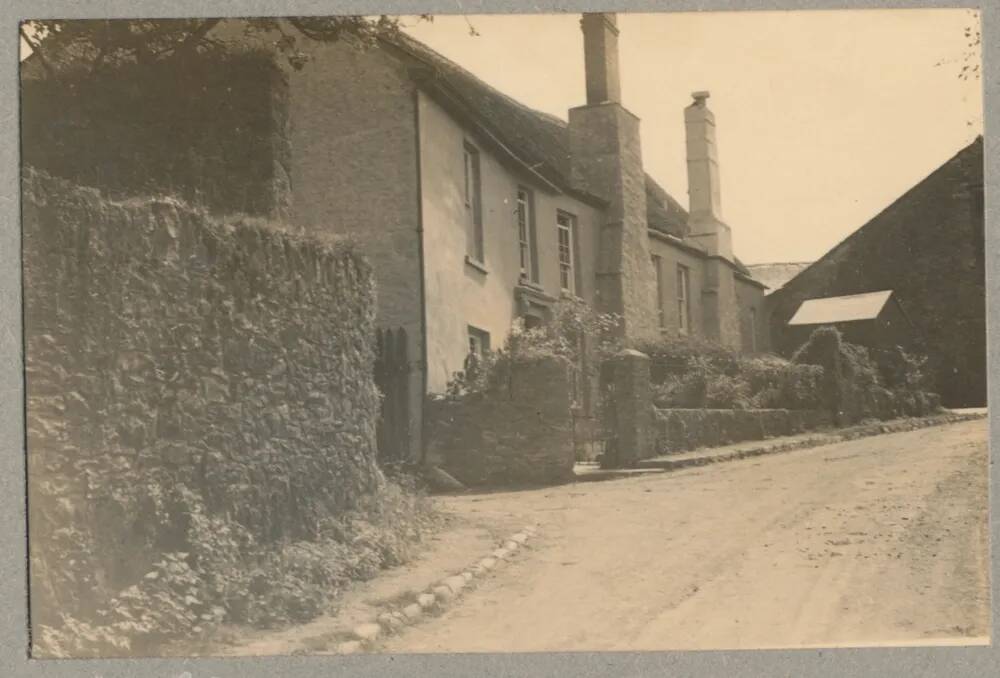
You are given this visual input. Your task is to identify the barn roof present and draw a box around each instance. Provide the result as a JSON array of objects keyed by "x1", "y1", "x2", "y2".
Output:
[{"x1": 787, "y1": 290, "x2": 894, "y2": 326}]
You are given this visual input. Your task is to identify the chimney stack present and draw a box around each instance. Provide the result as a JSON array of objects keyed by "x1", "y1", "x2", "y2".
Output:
[
  {"x1": 568, "y1": 13, "x2": 658, "y2": 343},
  {"x1": 684, "y1": 91, "x2": 741, "y2": 349},
  {"x1": 685, "y1": 91, "x2": 733, "y2": 261},
  {"x1": 581, "y1": 13, "x2": 622, "y2": 105}
]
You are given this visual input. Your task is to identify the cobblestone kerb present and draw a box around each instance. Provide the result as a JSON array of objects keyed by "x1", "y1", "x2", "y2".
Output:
[{"x1": 302, "y1": 525, "x2": 541, "y2": 654}]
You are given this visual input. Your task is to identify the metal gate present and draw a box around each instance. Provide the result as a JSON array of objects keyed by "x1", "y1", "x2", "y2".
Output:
[{"x1": 374, "y1": 327, "x2": 410, "y2": 463}]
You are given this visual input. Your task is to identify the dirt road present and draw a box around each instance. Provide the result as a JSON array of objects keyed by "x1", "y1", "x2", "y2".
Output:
[{"x1": 382, "y1": 419, "x2": 990, "y2": 652}]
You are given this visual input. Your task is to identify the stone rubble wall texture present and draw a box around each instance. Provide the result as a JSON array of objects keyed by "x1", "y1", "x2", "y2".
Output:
[
  {"x1": 424, "y1": 356, "x2": 576, "y2": 486},
  {"x1": 653, "y1": 407, "x2": 833, "y2": 454},
  {"x1": 568, "y1": 103, "x2": 659, "y2": 344},
  {"x1": 23, "y1": 170, "x2": 382, "y2": 614},
  {"x1": 601, "y1": 349, "x2": 656, "y2": 467}
]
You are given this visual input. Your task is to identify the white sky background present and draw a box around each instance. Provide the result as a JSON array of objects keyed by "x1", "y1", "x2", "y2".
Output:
[
  {"x1": 401, "y1": 9, "x2": 983, "y2": 265},
  {"x1": 21, "y1": 10, "x2": 982, "y2": 265}
]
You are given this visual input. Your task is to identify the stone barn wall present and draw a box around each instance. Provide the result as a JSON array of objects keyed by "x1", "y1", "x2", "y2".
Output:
[
  {"x1": 766, "y1": 138, "x2": 985, "y2": 407},
  {"x1": 23, "y1": 170, "x2": 381, "y2": 627}
]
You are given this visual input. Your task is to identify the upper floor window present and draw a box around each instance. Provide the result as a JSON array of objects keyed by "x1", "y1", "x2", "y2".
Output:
[
  {"x1": 516, "y1": 187, "x2": 538, "y2": 282},
  {"x1": 677, "y1": 264, "x2": 691, "y2": 334},
  {"x1": 557, "y1": 211, "x2": 577, "y2": 294},
  {"x1": 651, "y1": 254, "x2": 666, "y2": 328},
  {"x1": 464, "y1": 142, "x2": 484, "y2": 263}
]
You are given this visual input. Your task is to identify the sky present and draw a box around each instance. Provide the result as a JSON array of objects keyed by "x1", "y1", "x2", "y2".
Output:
[
  {"x1": 21, "y1": 10, "x2": 982, "y2": 265},
  {"x1": 400, "y1": 9, "x2": 982, "y2": 265}
]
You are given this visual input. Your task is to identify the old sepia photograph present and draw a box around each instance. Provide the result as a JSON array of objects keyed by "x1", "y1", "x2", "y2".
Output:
[{"x1": 19, "y1": 7, "x2": 987, "y2": 659}]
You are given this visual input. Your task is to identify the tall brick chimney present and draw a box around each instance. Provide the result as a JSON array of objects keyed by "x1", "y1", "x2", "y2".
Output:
[
  {"x1": 568, "y1": 13, "x2": 657, "y2": 343},
  {"x1": 582, "y1": 13, "x2": 621, "y2": 104},
  {"x1": 685, "y1": 91, "x2": 733, "y2": 261},
  {"x1": 684, "y1": 91, "x2": 740, "y2": 348}
]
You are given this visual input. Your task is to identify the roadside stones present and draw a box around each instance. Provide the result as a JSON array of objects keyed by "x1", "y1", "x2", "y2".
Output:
[
  {"x1": 331, "y1": 524, "x2": 541, "y2": 652},
  {"x1": 351, "y1": 623, "x2": 381, "y2": 643},
  {"x1": 377, "y1": 612, "x2": 404, "y2": 633},
  {"x1": 443, "y1": 575, "x2": 467, "y2": 594},
  {"x1": 433, "y1": 584, "x2": 454, "y2": 603}
]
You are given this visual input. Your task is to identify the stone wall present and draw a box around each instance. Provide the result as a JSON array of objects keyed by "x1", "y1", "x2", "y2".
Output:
[
  {"x1": 653, "y1": 408, "x2": 833, "y2": 454},
  {"x1": 23, "y1": 170, "x2": 382, "y2": 616},
  {"x1": 425, "y1": 355, "x2": 576, "y2": 486}
]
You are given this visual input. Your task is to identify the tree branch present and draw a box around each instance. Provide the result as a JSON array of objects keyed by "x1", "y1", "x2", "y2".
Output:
[{"x1": 20, "y1": 24, "x2": 55, "y2": 77}]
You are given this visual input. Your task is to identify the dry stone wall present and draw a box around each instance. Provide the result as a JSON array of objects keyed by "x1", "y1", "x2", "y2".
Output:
[{"x1": 653, "y1": 408, "x2": 833, "y2": 454}]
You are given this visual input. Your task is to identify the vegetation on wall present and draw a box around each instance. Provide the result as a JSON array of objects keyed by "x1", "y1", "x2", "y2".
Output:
[
  {"x1": 445, "y1": 297, "x2": 622, "y2": 407},
  {"x1": 24, "y1": 172, "x2": 437, "y2": 657},
  {"x1": 638, "y1": 334, "x2": 824, "y2": 411},
  {"x1": 791, "y1": 326, "x2": 941, "y2": 424}
]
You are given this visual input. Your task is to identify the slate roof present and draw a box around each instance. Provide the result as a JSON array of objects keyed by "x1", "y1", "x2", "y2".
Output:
[
  {"x1": 746, "y1": 262, "x2": 813, "y2": 294},
  {"x1": 385, "y1": 31, "x2": 693, "y2": 239},
  {"x1": 787, "y1": 290, "x2": 894, "y2": 326}
]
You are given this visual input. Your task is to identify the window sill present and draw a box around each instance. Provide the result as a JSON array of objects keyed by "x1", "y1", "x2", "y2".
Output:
[
  {"x1": 465, "y1": 256, "x2": 489, "y2": 275},
  {"x1": 559, "y1": 289, "x2": 582, "y2": 301}
]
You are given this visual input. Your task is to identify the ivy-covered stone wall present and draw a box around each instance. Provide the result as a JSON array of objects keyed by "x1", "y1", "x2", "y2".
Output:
[{"x1": 23, "y1": 170, "x2": 381, "y2": 638}]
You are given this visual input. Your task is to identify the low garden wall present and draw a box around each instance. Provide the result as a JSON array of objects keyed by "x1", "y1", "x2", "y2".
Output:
[
  {"x1": 425, "y1": 355, "x2": 576, "y2": 486},
  {"x1": 653, "y1": 407, "x2": 833, "y2": 454}
]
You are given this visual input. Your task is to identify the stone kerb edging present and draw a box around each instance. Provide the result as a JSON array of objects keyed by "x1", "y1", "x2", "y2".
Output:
[
  {"x1": 334, "y1": 525, "x2": 539, "y2": 654},
  {"x1": 636, "y1": 411, "x2": 988, "y2": 473}
]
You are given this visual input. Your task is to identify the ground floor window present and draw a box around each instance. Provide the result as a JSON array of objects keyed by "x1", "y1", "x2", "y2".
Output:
[{"x1": 465, "y1": 325, "x2": 491, "y2": 378}]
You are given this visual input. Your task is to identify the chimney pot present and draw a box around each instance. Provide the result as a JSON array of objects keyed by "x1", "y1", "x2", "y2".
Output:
[{"x1": 692, "y1": 91, "x2": 711, "y2": 105}]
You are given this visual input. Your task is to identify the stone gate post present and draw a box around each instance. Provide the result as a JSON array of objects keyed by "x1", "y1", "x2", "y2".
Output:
[{"x1": 601, "y1": 349, "x2": 654, "y2": 468}]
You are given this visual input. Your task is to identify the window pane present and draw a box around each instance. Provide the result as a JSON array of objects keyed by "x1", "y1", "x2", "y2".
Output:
[
  {"x1": 557, "y1": 213, "x2": 575, "y2": 293},
  {"x1": 464, "y1": 143, "x2": 483, "y2": 262},
  {"x1": 517, "y1": 189, "x2": 530, "y2": 276}
]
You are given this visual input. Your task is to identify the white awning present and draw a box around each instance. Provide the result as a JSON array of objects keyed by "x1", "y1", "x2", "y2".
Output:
[{"x1": 788, "y1": 290, "x2": 894, "y2": 326}]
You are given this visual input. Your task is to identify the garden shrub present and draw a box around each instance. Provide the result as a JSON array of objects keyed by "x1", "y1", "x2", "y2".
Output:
[
  {"x1": 792, "y1": 325, "x2": 941, "y2": 424},
  {"x1": 643, "y1": 335, "x2": 823, "y2": 410},
  {"x1": 34, "y1": 477, "x2": 437, "y2": 656},
  {"x1": 446, "y1": 297, "x2": 621, "y2": 409}
]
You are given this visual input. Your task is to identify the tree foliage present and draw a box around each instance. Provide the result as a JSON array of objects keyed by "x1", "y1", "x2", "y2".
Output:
[{"x1": 21, "y1": 16, "x2": 431, "y2": 76}]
